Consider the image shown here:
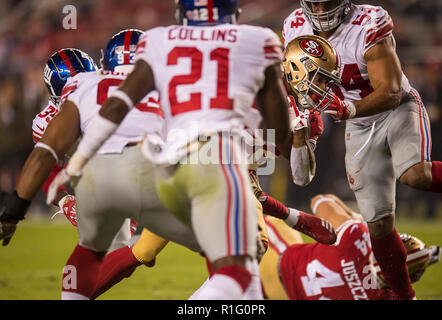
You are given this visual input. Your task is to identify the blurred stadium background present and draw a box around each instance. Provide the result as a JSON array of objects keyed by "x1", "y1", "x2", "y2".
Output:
[{"x1": 0, "y1": 0, "x2": 441, "y2": 299}]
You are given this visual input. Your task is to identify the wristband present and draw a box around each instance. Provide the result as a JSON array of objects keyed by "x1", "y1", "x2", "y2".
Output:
[
  {"x1": 34, "y1": 142, "x2": 59, "y2": 164},
  {"x1": 108, "y1": 89, "x2": 135, "y2": 110},
  {"x1": 0, "y1": 191, "x2": 31, "y2": 222},
  {"x1": 347, "y1": 101, "x2": 356, "y2": 119},
  {"x1": 285, "y1": 208, "x2": 300, "y2": 228}
]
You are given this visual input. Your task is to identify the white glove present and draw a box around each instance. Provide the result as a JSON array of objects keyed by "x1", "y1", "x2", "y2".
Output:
[{"x1": 287, "y1": 96, "x2": 310, "y2": 132}]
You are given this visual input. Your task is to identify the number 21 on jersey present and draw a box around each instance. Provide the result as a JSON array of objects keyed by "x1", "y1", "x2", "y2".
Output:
[{"x1": 167, "y1": 46, "x2": 233, "y2": 116}]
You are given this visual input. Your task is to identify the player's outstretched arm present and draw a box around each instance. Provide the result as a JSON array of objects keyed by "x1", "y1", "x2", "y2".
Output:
[
  {"x1": 256, "y1": 63, "x2": 290, "y2": 148},
  {"x1": 0, "y1": 102, "x2": 81, "y2": 245}
]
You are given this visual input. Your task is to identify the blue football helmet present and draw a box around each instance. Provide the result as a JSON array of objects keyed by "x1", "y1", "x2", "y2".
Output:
[
  {"x1": 44, "y1": 48, "x2": 97, "y2": 104},
  {"x1": 101, "y1": 29, "x2": 144, "y2": 73},
  {"x1": 175, "y1": 0, "x2": 240, "y2": 26}
]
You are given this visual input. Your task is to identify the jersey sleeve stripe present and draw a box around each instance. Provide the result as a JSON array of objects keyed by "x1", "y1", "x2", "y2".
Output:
[
  {"x1": 60, "y1": 81, "x2": 78, "y2": 104},
  {"x1": 264, "y1": 45, "x2": 283, "y2": 60},
  {"x1": 32, "y1": 133, "x2": 42, "y2": 143},
  {"x1": 365, "y1": 19, "x2": 393, "y2": 47}
]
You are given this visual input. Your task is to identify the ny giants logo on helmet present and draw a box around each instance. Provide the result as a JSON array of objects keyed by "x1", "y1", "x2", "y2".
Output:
[
  {"x1": 43, "y1": 64, "x2": 53, "y2": 84},
  {"x1": 299, "y1": 38, "x2": 324, "y2": 58}
]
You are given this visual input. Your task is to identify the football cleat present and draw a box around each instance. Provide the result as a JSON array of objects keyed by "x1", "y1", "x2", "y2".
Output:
[
  {"x1": 101, "y1": 29, "x2": 144, "y2": 73},
  {"x1": 44, "y1": 49, "x2": 97, "y2": 105},
  {"x1": 175, "y1": 0, "x2": 240, "y2": 26},
  {"x1": 300, "y1": 0, "x2": 352, "y2": 32},
  {"x1": 283, "y1": 35, "x2": 341, "y2": 111}
]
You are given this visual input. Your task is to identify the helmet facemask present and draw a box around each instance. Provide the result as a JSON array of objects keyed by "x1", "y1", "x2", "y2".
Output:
[{"x1": 301, "y1": 0, "x2": 351, "y2": 32}]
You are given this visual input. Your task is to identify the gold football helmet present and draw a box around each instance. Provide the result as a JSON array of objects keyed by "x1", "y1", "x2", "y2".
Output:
[
  {"x1": 282, "y1": 35, "x2": 341, "y2": 111},
  {"x1": 376, "y1": 234, "x2": 440, "y2": 289}
]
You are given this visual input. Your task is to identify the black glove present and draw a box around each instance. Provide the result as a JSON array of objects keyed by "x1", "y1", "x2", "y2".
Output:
[{"x1": 0, "y1": 191, "x2": 31, "y2": 246}]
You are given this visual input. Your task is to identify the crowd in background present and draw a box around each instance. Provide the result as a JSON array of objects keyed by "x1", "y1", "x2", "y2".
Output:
[{"x1": 0, "y1": 0, "x2": 440, "y2": 217}]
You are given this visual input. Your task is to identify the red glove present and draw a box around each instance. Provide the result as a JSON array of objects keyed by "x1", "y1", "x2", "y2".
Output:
[
  {"x1": 308, "y1": 110, "x2": 324, "y2": 140},
  {"x1": 313, "y1": 93, "x2": 356, "y2": 120}
]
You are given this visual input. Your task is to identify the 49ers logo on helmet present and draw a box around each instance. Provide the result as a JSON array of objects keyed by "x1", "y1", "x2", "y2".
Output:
[{"x1": 299, "y1": 38, "x2": 324, "y2": 57}]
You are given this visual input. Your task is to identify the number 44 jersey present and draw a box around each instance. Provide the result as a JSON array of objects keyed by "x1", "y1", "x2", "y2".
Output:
[
  {"x1": 278, "y1": 219, "x2": 390, "y2": 300},
  {"x1": 135, "y1": 24, "x2": 282, "y2": 163},
  {"x1": 282, "y1": 4, "x2": 411, "y2": 126}
]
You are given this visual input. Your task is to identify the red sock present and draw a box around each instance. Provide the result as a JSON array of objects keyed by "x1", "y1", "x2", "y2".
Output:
[
  {"x1": 430, "y1": 161, "x2": 442, "y2": 193},
  {"x1": 371, "y1": 229, "x2": 415, "y2": 300},
  {"x1": 90, "y1": 246, "x2": 142, "y2": 300},
  {"x1": 260, "y1": 192, "x2": 289, "y2": 220},
  {"x1": 216, "y1": 265, "x2": 252, "y2": 292},
  {"x1": 62, "y1": 245, "x2": 103, "y2": 298}
]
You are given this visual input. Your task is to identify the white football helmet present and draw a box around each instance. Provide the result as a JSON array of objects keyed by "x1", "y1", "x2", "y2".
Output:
[{"x1": 300, "y1": 0, "x2": 352, "y2": 32}]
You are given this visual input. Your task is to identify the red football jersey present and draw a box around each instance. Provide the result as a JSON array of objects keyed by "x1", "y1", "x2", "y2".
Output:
[{"x1": 278, "y1": 220, "x2": 389, "y2": 300}]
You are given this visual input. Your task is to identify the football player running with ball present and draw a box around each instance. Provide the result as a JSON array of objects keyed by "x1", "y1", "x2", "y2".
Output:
[
  {"x1": 48, "y1": 0, "x2": 292, "y2": 299},
  {"x1": 282, "y1": 0, "x2": 442, "y2": 299}
]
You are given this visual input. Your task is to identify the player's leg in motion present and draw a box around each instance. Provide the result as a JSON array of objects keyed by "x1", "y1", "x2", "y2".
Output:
[
  {"x1": 371, "y1": 89, "x2": 440, "y2": 299},
  {"x1": 345, "y1": 105, "x2": 420, "y2": 300},
  {"x1": 156, "y1": 133, "x2": 258, "y2": 299},
  {"x1": 397, "y1": 89, "x2": 442, "y2": 193},
  {"x1": 90, "y1": 228, "x2": 168, "y2": 300},
  {"x1": 61, "y1": 150, "x2": 139, "y2": 299}
]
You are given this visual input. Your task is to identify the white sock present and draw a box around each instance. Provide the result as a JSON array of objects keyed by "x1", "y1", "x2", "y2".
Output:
[
  {"x1": 61, "y1": 291, "x2": 89, "y2": 300},
  {"x1": 241, "y1": 259, "x2": 263, "y2": 300},
  {"x1": 189, "y1": 274, "x2": 244, "y2": 300}
]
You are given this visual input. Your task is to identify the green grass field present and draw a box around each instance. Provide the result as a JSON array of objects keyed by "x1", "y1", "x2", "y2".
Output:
[{"x1": 1, "y1": 216, "x2": 441, "y2": 300}]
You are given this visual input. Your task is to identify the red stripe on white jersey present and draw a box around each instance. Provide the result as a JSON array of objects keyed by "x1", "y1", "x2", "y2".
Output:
[{"x1": 365, "y1": 20, "x2": 393, "y2": 47}]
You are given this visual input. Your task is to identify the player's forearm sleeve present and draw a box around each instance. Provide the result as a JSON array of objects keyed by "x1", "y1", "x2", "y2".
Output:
[{"x1": 290, "y1": 145, "x2": 313, "y2": 186}]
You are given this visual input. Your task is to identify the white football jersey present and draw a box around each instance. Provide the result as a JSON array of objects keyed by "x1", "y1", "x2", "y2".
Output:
[
  {"x1": 60, "y1": 70, "x2": 164, "y2": 154},
  {"x1": 32, "y1": 100, "x2": 60, "y2": 143},
  {"x1": 135, "y1": 24, "x2": 282, "y2": 162},
  {"x1": 283, "y1": 4, "x2": 411, "y2": 125}
]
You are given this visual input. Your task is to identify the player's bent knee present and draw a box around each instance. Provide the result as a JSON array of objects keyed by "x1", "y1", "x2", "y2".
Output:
[
  {"x1": 367, "y1": 214, "x2": 395, "y2": 239},
  {"x1": 400, "y1": 162, "x2": 432, "y2": 189}
]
